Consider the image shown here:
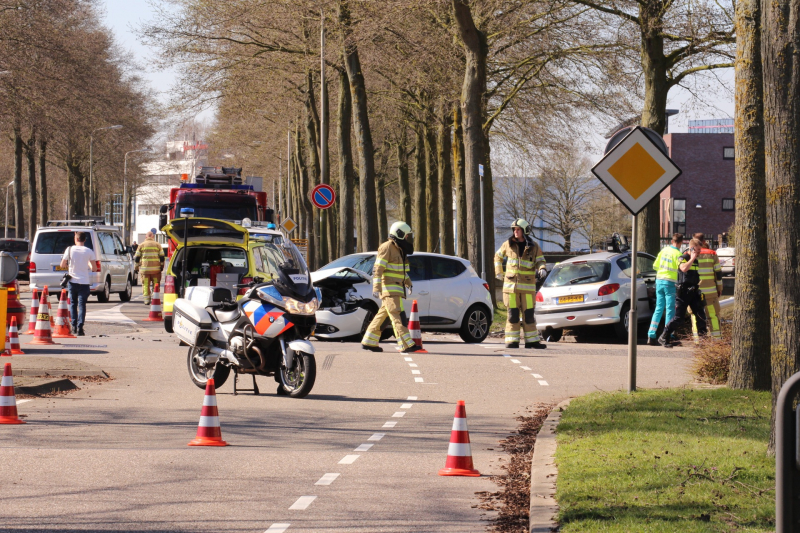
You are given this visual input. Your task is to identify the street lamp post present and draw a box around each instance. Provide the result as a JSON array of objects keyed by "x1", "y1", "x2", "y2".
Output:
[
  {"x1": 5, "y1": 180, "x2": 14, "y2": 238},
  {"x1": 124, "y1": 148, "x2": 152, "y2": 245},
  {"x1": 89, "y1": 125, "x2": 123, "y2": 216}
]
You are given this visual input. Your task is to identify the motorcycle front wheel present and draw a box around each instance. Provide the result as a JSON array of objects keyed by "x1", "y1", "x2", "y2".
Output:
[
  {"x1": 187, "y1": 346, "x2": 231, "y2": 390},
  {"x1": 278, "y1": 352, "x2": 316, "y2": 398}
]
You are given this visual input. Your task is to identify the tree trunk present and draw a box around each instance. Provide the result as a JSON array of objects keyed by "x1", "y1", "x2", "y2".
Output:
[
  {"x1": 424, "y1": 121, "x2": 439, "y2": 252},
  {"x1": 396, "y1": 136, "x2": 412, "y2": 225},
  {"x1": 65, "y1": 153, "x2": 86, "y2": 219},
  {"x1": 38, "y1": 138, "x2": 48, "y2": 228},
  {"x1": 25, "y1": 128, "x2": 37, "y2": 239},
  {"x1": 637, "y1": 6, "x2": 669, "y2": 254},
  {"x1": 295, "y1": 128, "x2": 315, "y2": 268},
  {"x1": 729, "y1": 0, "x2": 770, "y2": 391},
  {"x1": 13, "y1": 126, "x2": 24, "y2": 239},
  {"x1": 340, "y1": 0, "x2": 378, "y2": 251},
  {"x1": 304, "y1": 79, "x2": 321, "y2": 270},
  {"x1": 762, "y1": 0, "x2": 800, "y2": 453},
  {"x1": 337, "y1": 67, "x2": 355, "y2": 257},
  {"x1": 453, "y1": 0, "x2": 488, "y2": 276},
  {"x1": 321, "y1": 75, "x2": 336, "y2": 260},
  {"x1": 454, "y1": 104, "x2": 467, "y2": 258},
  {"x1": 375, "y1": 150, "x2": 388, "y2": 242},
  {"x1": 483, "y1": 132, "x2": 497, "y2": 306},
  {"x1": 438, "y1": 104, "x2": 454, "y2": 256},
  {"x1": 412, "y1": 126, "x2": 427, "y2": 251}
]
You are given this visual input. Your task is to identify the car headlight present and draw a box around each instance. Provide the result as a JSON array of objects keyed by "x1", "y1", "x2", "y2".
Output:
[{"x1": 282, "y1": 296, "x2": 319, "y2": 315}]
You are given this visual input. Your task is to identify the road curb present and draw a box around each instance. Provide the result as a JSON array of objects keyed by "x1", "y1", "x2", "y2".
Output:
[
  {"x1": 529, "y1": 398, "x2": 571, "y2": 533},
  {"x1": 16, "y1": 377, "x2": 78, "y2": 396}
]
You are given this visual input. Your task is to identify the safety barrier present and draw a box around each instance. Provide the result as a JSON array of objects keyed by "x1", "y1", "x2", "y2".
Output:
[{"x1": 776, "y1": 371, "x2": 800, "y2": 532}]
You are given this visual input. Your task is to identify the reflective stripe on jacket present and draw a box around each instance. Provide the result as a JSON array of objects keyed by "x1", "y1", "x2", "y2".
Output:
[
  {"x1": 697, "y1": 248, "x2": 722, "y2": 294},
  {"x1": 373, "y1": 240, "x2": 411, "y2": 297},
  {"x1": 135, "y1": 238, "x2": 164, "y2": 275},
  {"x1": 494, "y1": 237, "x2": 546, "y2": 294},
  {"x1": 655, "y1": 246, "x2": 682, "y2": 282}
]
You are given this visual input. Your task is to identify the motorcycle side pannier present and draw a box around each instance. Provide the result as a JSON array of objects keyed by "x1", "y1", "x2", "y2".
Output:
[{"x1": 173, "y1": 298, "x2": 215, "y2": 346}]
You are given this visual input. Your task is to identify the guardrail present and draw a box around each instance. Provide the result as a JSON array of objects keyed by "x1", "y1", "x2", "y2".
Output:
[{"x1": 776, "y1": 371, "x2": 800, "y2": 532}]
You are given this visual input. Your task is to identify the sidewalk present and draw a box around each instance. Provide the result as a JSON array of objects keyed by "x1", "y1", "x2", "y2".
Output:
[{"x1": 3, "y1": 354, "x2": 107, "y2": 395}]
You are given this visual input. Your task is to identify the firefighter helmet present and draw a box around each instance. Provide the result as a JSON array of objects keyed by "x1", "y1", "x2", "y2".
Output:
[
  {"x1": 389, "y1": 221, "x2": 413, "y2": 240},
  {"x1": 511, "y1": 218, "x2": 531, "y2": 235}
]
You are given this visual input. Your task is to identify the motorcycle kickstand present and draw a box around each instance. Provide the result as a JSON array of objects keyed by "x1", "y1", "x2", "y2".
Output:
[{"x1": 233, "y1": 371, "x2": 260, "y2": 395}]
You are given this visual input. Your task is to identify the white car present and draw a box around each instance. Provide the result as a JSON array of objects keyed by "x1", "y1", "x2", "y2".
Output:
[
  {"x1": 312, "y1": 252, "x2": 493, "y2": 343},
  {"x1": 716, "y1": 247, "x2": 735, "y2": 276},
  {"x1": 535, "y1": 251, "x2": 657, "y2": 341}
]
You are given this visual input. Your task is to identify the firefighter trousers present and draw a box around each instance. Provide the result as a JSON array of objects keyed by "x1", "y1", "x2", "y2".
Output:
[
  {"x1": 142, "y1": 274, "x2": 161, "y2": 302},
  {"x1": 503, "y1": 291, "x2": 541, "y2": 345},
  {"x1": 361, "y1": 296, "x2": 415, "y2": 350},
  {"x1": 692, "y1": 292, "x2": 721, "y2": 339},
  {"x1": 663, "y1": 286, "x2": 707, "y2": 343}
]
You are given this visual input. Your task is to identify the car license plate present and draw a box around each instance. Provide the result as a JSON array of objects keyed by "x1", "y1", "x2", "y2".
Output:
[
  {"x1": 558, "y1": 295, "x2": 584, "y2": 304},
  {"x1": 53, "y1": 265, "x2": 67, "y2": 272}
]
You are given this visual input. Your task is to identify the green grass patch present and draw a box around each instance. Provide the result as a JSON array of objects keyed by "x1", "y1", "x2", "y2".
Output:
[
  {"x1": 556, "y1": 388, "x2": 775, "y2": 532},
  {"x1": 492, "y1": 302, "x2": 507, "y2": 333}
]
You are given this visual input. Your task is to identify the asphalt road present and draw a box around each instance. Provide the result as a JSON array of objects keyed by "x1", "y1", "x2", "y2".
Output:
[{"x1": 2, "y1": 285, "x2": 694, "y2": 532}]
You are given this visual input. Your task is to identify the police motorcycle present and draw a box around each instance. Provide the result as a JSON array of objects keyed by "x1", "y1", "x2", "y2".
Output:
[{"x1": 171, "y1": 231, "x2": 318, "y2": 398}]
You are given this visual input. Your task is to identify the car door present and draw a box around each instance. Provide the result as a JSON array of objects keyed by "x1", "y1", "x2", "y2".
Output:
[
  {"x1": 402, "y1": 255, "x2": 431, "y2": 322},
  {"x1": 97, "y1": 233, "x2": 119, "y2": 289},
  {"x1": 426, "y1": 256, "x2": 469, "y2": 325},
  {"x1": 636, "y1": 253, "x2": 656, "y2": 319},
  {"x1": 113, "y1": 234, "x2": 133, "y2": 286}
]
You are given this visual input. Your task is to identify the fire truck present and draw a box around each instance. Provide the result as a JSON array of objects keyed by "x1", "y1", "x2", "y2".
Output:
[{"x1": 158, "y1": 166, "x2": 273, "y2": 256}]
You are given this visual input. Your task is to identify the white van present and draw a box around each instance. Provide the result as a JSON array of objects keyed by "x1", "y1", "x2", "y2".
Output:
[{"x1": 29, "y1": 220, "x2": 135, "y2": 302}]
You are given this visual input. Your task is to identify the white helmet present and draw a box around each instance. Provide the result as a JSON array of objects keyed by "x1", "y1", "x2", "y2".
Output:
[
  {"x1": 511, "y1": 218, "x2": 531, "y2": 235},
  {"x1": 389, "y1": 221, "x2": 413, "y2": 240}
]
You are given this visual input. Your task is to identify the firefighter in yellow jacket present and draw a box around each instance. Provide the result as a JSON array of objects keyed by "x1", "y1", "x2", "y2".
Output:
[
  {"x1": 495, "y1": 219, "x2": 548, "y2": 349},
  {"x1": 361, "y1": 221, "x2": 421, "y2": 353},
  {"x1": 694, "y1": 237, "x2": 723, "y2": 340}
]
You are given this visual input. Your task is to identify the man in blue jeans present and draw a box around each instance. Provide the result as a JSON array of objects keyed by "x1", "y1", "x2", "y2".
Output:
[
  {"x1": 60, "y1": 232, "x2": 98, "y2": 336},
  {"x1": 648, "y1": 233, "x2": 683, "y2": 346}
]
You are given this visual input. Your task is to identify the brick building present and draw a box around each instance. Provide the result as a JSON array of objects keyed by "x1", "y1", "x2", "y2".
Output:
[{"x1": 659, "y1": 131, "x2": 735, "y2": 245}]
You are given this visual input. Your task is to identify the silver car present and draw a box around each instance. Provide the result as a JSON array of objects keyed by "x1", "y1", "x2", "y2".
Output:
[{"x1": 535, "y1": 252, "x2": 656, "y2": 341}]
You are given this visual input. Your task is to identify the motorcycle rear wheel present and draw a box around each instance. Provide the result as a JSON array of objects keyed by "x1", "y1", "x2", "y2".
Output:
[
  {"x1": 278, "y1": 352, "x2": 316, "y2": 398},
  {"x1": 187, "y1": 346, "x2": 231, "y2": 390}
]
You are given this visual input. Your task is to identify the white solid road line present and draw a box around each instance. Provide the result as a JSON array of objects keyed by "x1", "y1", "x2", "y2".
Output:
[
  {"x1": 520, "y1": 366, "x2": 531, "y2": 370},
  {"x1": 354, "y1": 443, "x2": 374, "y2": 452},
  {"x1": 368, "y1": 433, "x2": 385, "y2": 441},
  {"x1": 407, "y1": 396, "x2": 417, "y2": 400},
  {"x1": 538, "y1": 380, "x2": 549, "y2": 386},
  {"x1": 411, "y1": 370, "x2": 421, "y2": 375},
  {"x1": 338, "y1": 455, "x2": 360, "y2": 465},
  {"x1": 265, "y1": 523, "x2": 291, "y2": 533},
  {"x1": 392, "y1": 411, "x2": 406, "y2": 418},
  {"x1": 404, "y1": 357, "x2": 413, "y2": 361},
  {"x1": 532, "y1": 374, "x2": 543, "y2": 379},
  {"x1": 400, "y1": 403, "x2": 413, "y2": 409},
  {"x1": 315, "y1": 473, "x2": 340, "y2": 486},
  {"x1": 382, "y1": 421, "x2": 397, "y2": 428},
  {"x1": 289, "y1": 496, "x2": 317, "y2": 510},
  {"x1": 414, "y1": 377, "x2": 424, "y2": 383}
]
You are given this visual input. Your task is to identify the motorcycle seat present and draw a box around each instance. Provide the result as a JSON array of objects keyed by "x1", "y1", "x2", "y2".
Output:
[{"x1": 208, "y1": 305, "x2": 241, "y2": 323}]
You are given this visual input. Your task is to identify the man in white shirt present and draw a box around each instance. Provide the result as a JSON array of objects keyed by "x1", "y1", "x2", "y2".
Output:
[{"x1": 60, "y1": 232, "x2": 97, "y2": 336}]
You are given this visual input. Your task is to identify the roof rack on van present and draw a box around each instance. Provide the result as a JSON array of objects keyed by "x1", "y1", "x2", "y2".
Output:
[
  {"x1": 195, "y1": 166, "x2": 243, "y2": 186},
  {"x1": 45, "y1": 217, "x2": 116, "y2": 229}
]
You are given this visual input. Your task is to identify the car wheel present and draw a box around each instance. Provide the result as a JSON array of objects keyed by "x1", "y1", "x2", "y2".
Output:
[
  {"x1": 119, "y1": 277, "x2": 132, "y2": 302},
  {"x1": 614, "y1": 302, "x2": 630, "y2": 340},
  {"x1": 96, "y1": 278, "x2": 111, "y2": 303},
  {"x1": 164, "y1": 316, "x2": 173, "y2": 333},
  {"x1": 459, "y1": 304, "x2": 491, "y2": 343},
  {"x1": 543, "y1": 328, "x2": 563, "y2": 342},
  {"x1": 359, "y1": 303, "x2": 378, "y2": 338}
]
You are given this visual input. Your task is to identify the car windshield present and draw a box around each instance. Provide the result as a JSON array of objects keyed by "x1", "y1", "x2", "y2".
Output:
[
  {"x1": 260, "y1": 241, "x2": 309, "y2": 276},
  {"x1": 321, "y1": 254, "x2": 376, "y2": 275},
  {"x1": 543, "y1": 261, "x2": 611, "y2": 287},
  {"x1": 35, "y1": 232, "x2": 94, "y2": 254},
  {"x1": 249, "y1": 232, "x2": 283, "y2": 244}
]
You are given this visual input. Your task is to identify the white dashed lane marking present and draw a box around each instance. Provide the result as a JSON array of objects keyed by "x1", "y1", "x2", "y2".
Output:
[
  {"x1": 265, "y1": 523, "x2": 291, "y2": 533},
  {"x1": 338, "y1": 455, "x2": 360, "y2": 465},
  {"x1": 383, "y1": 421, "x2": 397, "y2": 428},
  {"x1": 392, "y1": 411, "x2": 406, "y2": 418},
  {"x1": 503, "y1": 354, "x2": 511, "y2": 358},
  {"x1": 404, "y1": 357, "x2": 413, "y2": 361},
  {"x1": 532, "y1": 374, "x2": 543, "y2": 379},
  {"x1": 520, "y1": 366, "x2": 531, "y2": 370},
  {"x1": 354, "y1": 443, "x2": 374, "y2": 452},
  {"x1": 415, "y1": 377, "x2": 424, "y2": 383},
  {"x1": 538, "y1": 380, "x2": 549, "y2": 386},
  {"x1": 368, "y1": 433, "x2": 385, "y2": 441},
  {"x1": 511, "y1": 359, "x2": 520, "y2": 364},
  {"x1": 411, "y1": 370, "x2": 421, "y2": 375},
  {"x1": 400, "y1": 403, "x2": 413, "y2": 409},
  {"x1": 408, "y1": 396, "x2": 417, "y2": 400},
  {"x1": 315, "y1": 473, "x2": 340, "y2": 486},
  {"x1": 16, "y1": 399, "x2": 32, "y2": 405},
  {"x1": 289, "y1": 496, "x2": 317, "y2": 510},
  {"x1": 408, "y1": 363, "x2": 418, "y2": 367}
]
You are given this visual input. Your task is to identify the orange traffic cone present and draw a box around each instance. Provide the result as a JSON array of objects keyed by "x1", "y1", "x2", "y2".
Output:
[
  {"x1": 408, "y1": 299, "x2": 428, "y2": 353},
  {"x1": 438, "y1": 400, "x2": 480, "y2": 476},
  {"x1": 188, "y1": 378, "x2": 228, "y2": 446},
  {"x1": 52, "y1": 289, "x2": 75, "y2": 338},
  {"x1": 0, "y1": 362, "x2": 25, "y2": 424},
  {"x1": 23, "y1": 288, "x2": 38, "y2": 335},
  {"x1": 144, "y1": 283, "x2": 163, "y2": 322},
  {"x1": 29, "y1": 287, "x2": 58, "y2": 345},
  {"x1": 4, "y1": 317, "x2": 24, "y2": 355}
]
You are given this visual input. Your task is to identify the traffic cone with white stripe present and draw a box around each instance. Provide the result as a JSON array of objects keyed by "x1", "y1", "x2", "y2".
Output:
[
  {"x1": 408, "y1": 299, "x2": 428, "y2": 353},
  {"x1": 188, "y1": 378, "x2": 228, "y2": 446},
  {"x1": 4, "y1": 317, "x2": 24, "y2": 355},
  {"x1": 29, "y1": 287, "x2": 58, "y2": 345},
  {"x1": 438, "y1": 400, "x2": 480, "y2": 476},
  {"x1": 52, "y1": 289, "x2": 76, "y2": 338},
  {"x1": 144, "y1": 283, "x2": 163, "y2": 322},
  {"x1": 0, "y1": 363, "x2": 25, "y2": 424},
  {"x1": 23, "y1": 288, "x2": 38, "y2": 335}
]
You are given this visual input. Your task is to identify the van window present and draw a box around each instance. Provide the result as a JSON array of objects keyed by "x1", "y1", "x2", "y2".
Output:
[
  {"x1": 98, "y1": 233, "x2": 116, "y2": 255},
  {"x1": 35, "y1": 232, "x2": 94, "y2": 254}
]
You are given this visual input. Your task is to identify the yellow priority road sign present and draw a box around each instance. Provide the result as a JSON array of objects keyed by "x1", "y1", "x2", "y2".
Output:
[
  {"x1": 591, "y1": 126, "x2": 681, "y2": 215},
  {"x1": 281, "y1": 217, "x2": 297, "y2": 234}
]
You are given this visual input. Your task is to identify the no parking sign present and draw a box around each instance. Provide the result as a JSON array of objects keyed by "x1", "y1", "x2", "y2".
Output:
[{"x1": 310, "y1": 184, "x2": 336, "y2": 209}]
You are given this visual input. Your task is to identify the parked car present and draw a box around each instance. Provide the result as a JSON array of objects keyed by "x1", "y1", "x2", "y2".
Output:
[
  {"x1": 160, "y1": 218, "x2": 306, "y2": 333},
  {"x1": 535, "y1": 251, "x2": 657, "y2": 341},
  {"x1": 30, "y1": 221, "x2": 135, "y2": 302},
  {"x1": 312, "y1": 252, "x2": 493, "y2": 343},
  {"x1": 0, "y1": 238, "x2": 30, "y2": 280},
  {"x1": 716, "y1": 247, "x2": 735, "y2": 276}
]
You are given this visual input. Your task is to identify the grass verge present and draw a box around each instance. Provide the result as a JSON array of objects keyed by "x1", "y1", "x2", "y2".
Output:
[
  {"x1": 556, "y1": 388, "x2": 775, "y2": 532},
  {"x1": 492, "y1": 303, "x2": 507, "y2": 334}
]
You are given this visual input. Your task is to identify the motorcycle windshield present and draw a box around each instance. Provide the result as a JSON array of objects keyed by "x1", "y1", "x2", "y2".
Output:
[{"x1": 260, "y1": 241, "x2": 313, "y2": 299}]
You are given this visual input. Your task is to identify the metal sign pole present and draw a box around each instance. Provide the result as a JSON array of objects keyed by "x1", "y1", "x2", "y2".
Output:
[
  {"x1": 479, "y1": 164, "x2": 485, "y2": 280},
  {"x1": 628, "y1": 213, "x2": 638, "y2": 393}
]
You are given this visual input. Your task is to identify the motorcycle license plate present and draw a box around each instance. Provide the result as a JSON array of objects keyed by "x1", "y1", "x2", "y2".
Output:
[{"x1": 558, "y1": 295, "x2": 584, "y2": 304}]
